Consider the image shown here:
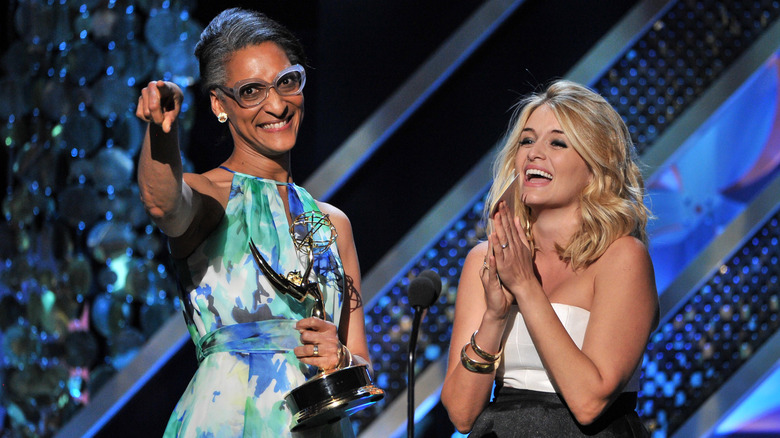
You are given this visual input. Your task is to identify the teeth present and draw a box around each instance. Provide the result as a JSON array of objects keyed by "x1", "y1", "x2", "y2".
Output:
[
  {"x1": 261, "y1": 120, "x2": 286, "y2": 129},
  {"x1": 526, "y1": 168, "x2": 552, "y2": 180}
]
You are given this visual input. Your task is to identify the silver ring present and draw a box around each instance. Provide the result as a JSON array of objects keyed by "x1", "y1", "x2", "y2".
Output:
[
  {"x1": 500, "y1": 242, "x2": 509, "y2": 249},
  {"x1": 313, "y1": 345, "x2": 319, "y2": 356}
]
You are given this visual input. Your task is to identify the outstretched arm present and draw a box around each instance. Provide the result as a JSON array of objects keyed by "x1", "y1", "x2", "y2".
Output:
[{"x1": 136, "y1": 80, "x2": 198, "y2": 238}]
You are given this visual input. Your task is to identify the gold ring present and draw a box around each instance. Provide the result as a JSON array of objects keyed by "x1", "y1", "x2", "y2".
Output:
[
  {"x1": 500, "y1": 242, "x2": 509, "y2": 249},
  {"x1": 313, "y1": 345, "x2": 319, "y2": 356}
]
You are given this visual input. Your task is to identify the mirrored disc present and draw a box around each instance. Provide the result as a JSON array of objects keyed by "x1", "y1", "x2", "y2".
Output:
[
  {"x1": 123, "y1": 257, "x2": 151, "y2": 300},
  {"x1": 91, "y1": 75, "x2": 138, "y2": 119},
  {"x1": 7, "y1": 363, "x2": 69, "y2": 403},
  {"x1": 0, "y1": 256, "x2": 35, "y2": 300},
  {"x1": 108, "y1": 40, "x2": 156, "y2": 83},
  {"x1": 1, "y1": 40, "x2": 39, "y2": 78},
  {"x1": 133, "y1": 0, "x2": 198, "y2": 15},
  {"x1": 2, "y1": 184, "x2": 56, "y2": 226},
  {"x1": 134, "y1": 231, "x2": 163, "y2": 259},
  {"x1": 61, "y1": 254, "x2": 94, "y2": 299},
  {"x1": 26, "y1": 287, "x2": 70, "y2": 337},
  {"x1": 88, "y1": 5, "x2": 141, "y2": 47},
  {"x1": 14, "y1": 0, "x2": 56, "y2": 45},
  {"x1": 64, "y1": 331, "x2": 99, "y2": 368},
  {"x1": 86, "y1": 220, "x2": 135, "y2": 263},
  {"x1": 90, "y1": 292, "x2": 133, "y2": 339},
  {"x1": 13, "y1": 140, "x2": 63, "y2": 190},
  {"x1": 36, "y1": 78, "x2": 74, "y2": 120},
  {"x1": 40, "y1": 220, "x2": 75, "y2": 262},
  {"x1": 106, "y1": 186, "x2": 150, "y2": 228},
  {"x1": 50, "y1": 2, "x2": 75, "y2": 46},
  {"x1": 143, "y1": 8, "x2": 187, "y2": 55},
  {"x1": 1, "y1": 323, "x2": 42, "y2": 368},
  {"x1": 107, "y1": 327, "x2": 145, "y2": 370},
  {"x1": 106, "y1": 112, "x2": 145, "y2": 156},
  {"x1": 92, "y1": 148, "x2": 135, "y2": 191},
  {"x1": 61, "y1": 112, "x2": 103, "y2": 156},
  {"x1": 66, "y1": 157, "x2": 96, "y2": 185},
  {"x1": 154, "y1": 40, "x2": 200, "y2": 87},
  {"x1": 65, "y1": 40, "x2": 106, "y2": 85},
  {"x1": 57, "y1": 185, "x2": 104, "y2": 229},
  {"x1": 0, "y1": 76, "x2": 33, "y2": 119},
  {"x1": 92, "y1": 148, "x2": 134, "y2": 192}
]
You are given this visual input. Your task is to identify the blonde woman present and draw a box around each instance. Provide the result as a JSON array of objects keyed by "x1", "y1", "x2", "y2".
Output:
[{"x1": 442, "y1": 80, "x2": 658, "y2": 437}]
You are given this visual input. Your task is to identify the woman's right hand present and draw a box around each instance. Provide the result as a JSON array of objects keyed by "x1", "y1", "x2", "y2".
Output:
[
  {"x1": 136, "y1": 80, "x2": 183, "y2": 133},
  {"x1": 480, "y1": 231, "x2": 514, "y2": 322}
]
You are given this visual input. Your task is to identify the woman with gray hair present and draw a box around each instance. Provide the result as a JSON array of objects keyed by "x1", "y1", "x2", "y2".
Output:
[{"x1": 136, "y1": 8, "x2": 371, "y2": 437}]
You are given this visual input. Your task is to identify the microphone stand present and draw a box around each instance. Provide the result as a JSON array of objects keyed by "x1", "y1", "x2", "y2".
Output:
[{"x1": 407, "y1": 305, "x2": 424, "y2": 438}]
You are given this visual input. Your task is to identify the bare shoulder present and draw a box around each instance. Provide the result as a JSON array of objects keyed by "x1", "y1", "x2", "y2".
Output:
[
  {"x1": 597, "y1": 235, "x2": 652, "y2": 270},
  {"x1": 185, "y1": 167, "x2": 233, "y2": 206},
  {"x1": 592, "y1": 235, "x2": 658, "y2": 313},
  {"x1": 316, "y1": 201, "x2": 351, "y2": 229},
  {"x1": 467, "y1": 240, "x2": 489, "y2": 262}
]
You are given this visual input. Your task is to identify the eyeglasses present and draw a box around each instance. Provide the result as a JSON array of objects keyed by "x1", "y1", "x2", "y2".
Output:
[{"x1": 216, "y1": 64, "x2": 306, "y2": 108}]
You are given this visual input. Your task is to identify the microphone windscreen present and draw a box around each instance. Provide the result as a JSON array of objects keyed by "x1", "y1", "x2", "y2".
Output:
[
  {"x1": 408, "y1": 270, "x2": 442, "y2": 309},
  {"x1": 419, "y1": 269, "x2": 442, "y2": 299}
]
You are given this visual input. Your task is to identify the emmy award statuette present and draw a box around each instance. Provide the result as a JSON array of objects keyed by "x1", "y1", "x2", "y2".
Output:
[{"x1": 249, "y1": 211, "x2": 384, "y2": 431}]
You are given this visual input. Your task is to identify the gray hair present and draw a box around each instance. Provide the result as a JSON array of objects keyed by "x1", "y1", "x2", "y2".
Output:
[{"x1": 194, "y1": 8, "x2": 307, "y2": 92}]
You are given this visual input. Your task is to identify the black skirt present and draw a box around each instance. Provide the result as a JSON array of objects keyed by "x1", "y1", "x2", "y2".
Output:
[{"x1": 468, "y1": 387, "x2": 649, "y2": 438}]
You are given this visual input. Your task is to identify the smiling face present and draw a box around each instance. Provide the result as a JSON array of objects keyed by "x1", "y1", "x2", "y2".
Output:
[
  {"x1": 515, "y1": 104, "x2": 592, "y2": 213},
  {"x1": 210, "y1": 41, "x2": 304, "y2": 158}
]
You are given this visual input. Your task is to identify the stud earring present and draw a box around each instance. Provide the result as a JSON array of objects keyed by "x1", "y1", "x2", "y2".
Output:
[{"x1": 217, "y1": 112, "x2": 228, "y2": 123}]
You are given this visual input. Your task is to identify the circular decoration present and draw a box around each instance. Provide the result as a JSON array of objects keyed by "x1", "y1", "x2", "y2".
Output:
[
  {"x1": 86, "y1": 220, "x2": 135, "y2": 263},
  {"x1": 88, "y1": 6, "x2": 140, "y2": 47},
  {"x1": 64, "y1": 331, "x2": 99, "y2": 368},
  {"x1": 36, "y1": 78, "x2": 74, "y2": 120},
  {"x1": 90, "y1": 292, "x2": 133, "y2": 340},
  {"x1": 14, "y1": 141, "x2": 63, "y2": 191},
  {"x1": 14, "y1": 0, "x2": 56, "y2": 45},
  {"x1": 107, "y1": 327, "x2": 145, "y2": 369},
  {"x1": 60, "y1": 111, "x2": 103, "y2": 155},
  {"x1": 57, "y1": 185, "x2": 104, "y2": 229},
  {"x1": 91, "y1": 75, "x2": 139, "y2": 119},
  {"x1": 65, "y1": 40, "x2": 105, "y2": 85},
  {"x1": 92, "y1": 148, "x2": 134, "y2": 192},
  {"x1": 107, "y1": 40, "x2": 156, "y2": 84},
  {"x1": 0, "y1": 76, "x2": 33, "y2": 119}
]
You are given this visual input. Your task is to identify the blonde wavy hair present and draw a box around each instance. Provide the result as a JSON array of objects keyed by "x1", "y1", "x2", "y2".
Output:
[{"x1": 484, "y1": 80, "x2": 650, "y2": 270}]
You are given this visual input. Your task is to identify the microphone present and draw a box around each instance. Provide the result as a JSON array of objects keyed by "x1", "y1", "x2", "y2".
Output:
[
  {"x1": 407, "y1": 269, "x2": 442, "y2": 438},
  {"x1": 408, "y1": 269, "x2": 442, "y2": 309}
]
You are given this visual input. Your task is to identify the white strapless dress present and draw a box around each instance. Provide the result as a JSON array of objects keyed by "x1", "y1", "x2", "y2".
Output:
[{"x1": 497, "y1": 303, "x2": 640, "y2": 393}]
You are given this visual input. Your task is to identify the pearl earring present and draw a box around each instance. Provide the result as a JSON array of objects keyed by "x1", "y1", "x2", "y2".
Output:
[{"x1": 217, "y1": 112, "x2": 228, "y2": 123}]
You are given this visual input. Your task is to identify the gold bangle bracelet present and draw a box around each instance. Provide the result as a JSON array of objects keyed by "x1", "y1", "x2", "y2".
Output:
[
  {"x1": 471, "y1": 330, "x2": 502, "y2": 362},
  {"x1": 460, "y1": 344, "x2": 495, "y2": 374}
]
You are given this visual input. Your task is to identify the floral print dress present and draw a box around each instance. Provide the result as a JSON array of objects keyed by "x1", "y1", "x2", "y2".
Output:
[{"x1": 163, "y1": 168, "x2": 354, "y2": 437}]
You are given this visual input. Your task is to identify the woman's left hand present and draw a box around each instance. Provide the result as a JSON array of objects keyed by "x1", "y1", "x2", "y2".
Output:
[
  {"x1": 295, "y1": 317, "x2": 343, "y2": 370},
  {"x1": 491, "y1": 202, "x2": 537, "y2": 297}
]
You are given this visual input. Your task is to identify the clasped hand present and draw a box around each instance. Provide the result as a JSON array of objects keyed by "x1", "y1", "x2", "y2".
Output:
[
  {"x1": 480, "y1": 201, "x2": 536, "y2": 319},
  {"x1": 295, "y1": 317, "x2": 344, "y2": 371},
  {"x1": 136, "y1": 80, "x2": 183, "y2": 133}
]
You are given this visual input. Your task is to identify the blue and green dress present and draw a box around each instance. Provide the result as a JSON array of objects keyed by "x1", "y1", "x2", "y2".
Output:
[{"x1": 163, "y1": 169, "x2": 354, "y2": 437}]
